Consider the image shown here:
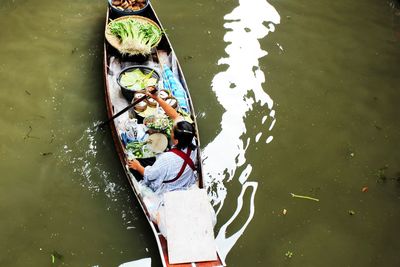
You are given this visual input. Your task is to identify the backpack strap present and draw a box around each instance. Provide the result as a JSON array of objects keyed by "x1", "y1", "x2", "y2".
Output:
[{"x1": 162, "y1": 147, "x2": 195, "y2": 184}]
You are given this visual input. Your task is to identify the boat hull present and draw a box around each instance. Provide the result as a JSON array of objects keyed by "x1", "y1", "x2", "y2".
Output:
[{"x1": 103, "y1": 3, "x2": 224, "y2": 266}]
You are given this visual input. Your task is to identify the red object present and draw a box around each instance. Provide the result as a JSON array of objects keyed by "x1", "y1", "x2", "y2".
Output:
[
  {"x1": 163, "y1": 148, "x2": 195, "y2": 184},
  {"x1": 362, "y1": 186, "x2": 368, "y2": 192}
]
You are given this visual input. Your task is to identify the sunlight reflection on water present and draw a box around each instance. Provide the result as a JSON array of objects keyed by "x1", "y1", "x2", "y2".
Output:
[{"x1": 202, "y1": 0, "x2": 280, "y2": 261}]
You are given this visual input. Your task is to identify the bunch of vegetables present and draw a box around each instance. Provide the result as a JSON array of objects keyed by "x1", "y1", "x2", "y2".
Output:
[
  {"x1": 126, "y1": 141, "x2": 146, "y2": 158},
  {"x1": 164, "y1": 120, "x2": 174, "y2": 137},
  {"x1": 108, "y1": 18, "x2": 162, "y2": 55},
  {"x1": 144, "y1": 115, "x2": 171, "y2": 131},
  {"x1": 119, "y1": 69, "x2": 158, "y2": 91}
]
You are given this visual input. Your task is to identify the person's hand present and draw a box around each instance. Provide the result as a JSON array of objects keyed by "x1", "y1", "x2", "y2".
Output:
[
  {"x1": 145, "y1": 86, "x2": 159, "y2": 100},
  {"x1": 128, "y1": 159, "x2": 142, "y2": 170}
]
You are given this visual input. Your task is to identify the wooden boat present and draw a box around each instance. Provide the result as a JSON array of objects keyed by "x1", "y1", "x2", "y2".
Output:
[{"x1": 103, "y1": 3, "x2": 225, "y2": 267}]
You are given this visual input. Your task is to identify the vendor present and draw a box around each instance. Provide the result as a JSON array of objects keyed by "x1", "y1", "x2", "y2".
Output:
[{"x1": 128, "y1": 89, "x2": 197, "y2": 193}]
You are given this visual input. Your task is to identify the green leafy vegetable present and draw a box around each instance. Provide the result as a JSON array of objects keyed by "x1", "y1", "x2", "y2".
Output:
[
  {"x1": 126, "y1": 141, "x2": 146, "y2": 158},
  {"x1": 108, "y1": 18, "x2": 162, "y2": 55},
  {"x1": 120, "y1": 69, "x2": 157, "y2": 91},
  {"x1": 144, "y1": 115, "x2": 172, "y2": 132}
]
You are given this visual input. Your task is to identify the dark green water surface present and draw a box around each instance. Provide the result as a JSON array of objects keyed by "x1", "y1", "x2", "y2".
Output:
[{"x1": 0, "y1": 0, "x2": 399, "y2": 266}]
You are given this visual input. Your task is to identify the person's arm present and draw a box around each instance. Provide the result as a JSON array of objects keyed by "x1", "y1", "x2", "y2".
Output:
[
  {"x1": 128, "y1": 156, "x2": 168, "y2": 192},
  {"x1": 147, "y1": 90, "x2": 180, "y2": 122},
  {"x1": 128, "y1": 159, "x2": 145, "y2": 175}
]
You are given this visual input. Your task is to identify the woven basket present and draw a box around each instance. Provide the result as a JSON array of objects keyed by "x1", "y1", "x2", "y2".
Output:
[{"x1": 105, "y1": 15, "x2": 162, "y2": 55}]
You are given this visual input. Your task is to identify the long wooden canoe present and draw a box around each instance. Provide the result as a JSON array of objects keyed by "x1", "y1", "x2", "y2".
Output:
[{"x1": 103, "y1": 3, "x2": 225, "y2": 267}]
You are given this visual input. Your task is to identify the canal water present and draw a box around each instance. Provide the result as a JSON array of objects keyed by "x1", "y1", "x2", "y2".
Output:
[{"x1": 1, "y1": 0, "x2": 399, "y2": 266}]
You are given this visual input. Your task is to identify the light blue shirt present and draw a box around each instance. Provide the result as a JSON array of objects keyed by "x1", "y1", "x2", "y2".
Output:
[{"x1": 143, "y1": 145, "x2": 197, "y2": 193}]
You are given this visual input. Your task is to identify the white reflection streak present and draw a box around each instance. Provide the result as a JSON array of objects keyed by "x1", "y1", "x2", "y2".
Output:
[
  {"x1": 216, "y1": 178, "x2": 258, "y2": 261},
  {"x1": 202, "y1": 0, "x2": 280, "y2": 261}
]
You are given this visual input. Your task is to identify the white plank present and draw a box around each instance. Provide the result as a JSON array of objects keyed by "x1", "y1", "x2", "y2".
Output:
[
  {"x1": 164, "y1": 189, "x2": 217, "y2": 264},
  {"x1": 118, "y1": 258, "x2": 151, "y2": 267}
]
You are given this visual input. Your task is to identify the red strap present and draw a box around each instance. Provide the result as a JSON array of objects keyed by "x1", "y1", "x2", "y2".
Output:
[
  {"x1": 169, "y1": 148, "x2": 196, "y2": 170},
  {"x1": 162, "y1": 148, "x2": 196, "y2": 184}
]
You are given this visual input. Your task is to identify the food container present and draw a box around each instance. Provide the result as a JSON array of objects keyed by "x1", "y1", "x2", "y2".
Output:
[
  {"x1": 158, "y1": 89, "x2": 170, "y2": 100},
  {"x1": 117, "y1": 65, "x2": 160, "y2": 102},
  {"x1": 134, "y1": 101, "x2": 147, "y2": 113},
  {"x1": 146, "y1": 97, "x2": 158, "y2": 108},
  {"x1": 108, "y1": 0, "x2": 149, "y2": 18},
  {"x1": 133, "y1": 91, "x2": 146, "y2": 101},
  {"x1": 165, "y1": 96, "x2": 178, "y2": 109},
  {"x1": 143, "y1": 114, "x2": 170, "y2": 133}
]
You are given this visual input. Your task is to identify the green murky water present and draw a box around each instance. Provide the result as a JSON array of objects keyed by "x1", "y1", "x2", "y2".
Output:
[{"x1": 0, "y1": 0, "x2": 399, "y2": 266}]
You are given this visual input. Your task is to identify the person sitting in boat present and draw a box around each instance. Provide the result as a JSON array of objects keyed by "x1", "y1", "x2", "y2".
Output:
[
  {"x1": 127, "y1": 92, "x2": 215, "y2": 237},
  {"x1": 127, "y1": 90, "x2": 197, "y2": 194}
]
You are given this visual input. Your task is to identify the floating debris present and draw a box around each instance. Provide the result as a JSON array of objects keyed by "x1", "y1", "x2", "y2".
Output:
[
  {"x1": 23, "y1": 126, "x2": 40, "y2": 140},
  {"x1": 41, "y1": 152, "x2": 53, "y2": 156},
  {"x1": 282, "y1": 209, "x2": 287, "y2": 215},
  {"x1": 345, "y1": 146, "x2": 355, "y2": 159},
  {"x1": 25, "y1": 90, "x2": 31, "y2": 95},
  {"x1": 50, "y1": 250, "x2": 64, "y2": 264},
  {"x1": 290, "y1": 193, "x2": 319, "y2": 202},
  {"x1": 183, "y1": 55, "x2": 193, "y2": 62},
  {"x1": 24, "y1": 126, "x2": 33, "y2": 140},
  {"x1": 53, "y1": 251, "x2": 63, "y2": 259},
  {"x1": 361, "y1": 186, "x2": 368, "y2": 193},
  {"x1": 377, "y1": 165, "x2": 389, "y2": 183},
  {"x1": 49, "y1": 134, "x2": 55, "y2": 144},
  {"x1": 285, "y1": 251, "x2": 294, "y2": 258},
  {"x1": 348, "y1": 210, "x2": 356, "y2": 216}
]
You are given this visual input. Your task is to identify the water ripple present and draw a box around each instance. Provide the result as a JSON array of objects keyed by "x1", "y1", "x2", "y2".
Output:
[{"x1": 57, "y1": 122, "x2": 137, "y2": 225}]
